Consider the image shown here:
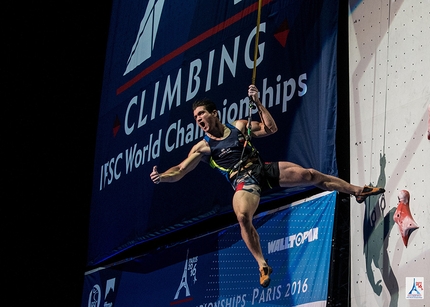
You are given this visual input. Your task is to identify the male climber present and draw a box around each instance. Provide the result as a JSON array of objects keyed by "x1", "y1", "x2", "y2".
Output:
[{"x1": 150, "y1": 84, "x2": 385, "y2": 287}]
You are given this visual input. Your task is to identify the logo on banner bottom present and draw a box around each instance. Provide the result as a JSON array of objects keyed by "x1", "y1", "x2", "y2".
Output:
[{"x1": 172, "y1": 249, "x2": 198, "y2": 305}]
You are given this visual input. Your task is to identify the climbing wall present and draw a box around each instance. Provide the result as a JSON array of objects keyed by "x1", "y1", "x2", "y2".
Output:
[{"x1": 348, "y1": 0, "x2": 430, "y2": 306}]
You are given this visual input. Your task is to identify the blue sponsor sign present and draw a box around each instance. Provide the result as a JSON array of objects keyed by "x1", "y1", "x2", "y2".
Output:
[
  {"x1": 82, "y1": 192, "x2": 336, "y2": 306},
  {"x1": 88, "y1": 0, "x2": 339, "y2": 265}
]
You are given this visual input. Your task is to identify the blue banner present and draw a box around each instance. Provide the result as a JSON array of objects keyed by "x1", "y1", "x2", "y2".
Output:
[
  {"x1": 88, "y1": 0, "x2": 339, "y2": 265},
  {"x1": 82, "y1": 192, "x2": 336, "y2": 306}
]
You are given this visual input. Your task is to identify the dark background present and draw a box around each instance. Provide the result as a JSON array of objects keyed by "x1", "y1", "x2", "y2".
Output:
[
  {"x1": 5, "y1": 1, "x2": 349, "y2": 306},
  {"x1": 6, "y1": 1, "x2": 113, "y2": 305}
]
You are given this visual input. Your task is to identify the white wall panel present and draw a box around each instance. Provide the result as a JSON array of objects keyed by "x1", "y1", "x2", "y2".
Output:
[{"x1": 349, "y1": 0, "x2": 430, "y2": 306}]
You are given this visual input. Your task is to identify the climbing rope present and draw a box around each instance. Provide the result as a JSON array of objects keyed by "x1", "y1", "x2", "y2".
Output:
[
  {"x1": 234, "y1": 0, "x2": 263, "y2": 180},
  {"x1": 251, "y1": 0, "x2": 263, "y2": 86}
]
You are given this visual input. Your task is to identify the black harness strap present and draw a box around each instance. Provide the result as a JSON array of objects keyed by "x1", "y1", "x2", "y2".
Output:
[{"x1": 232, "y1": 99, "x2": 260, "y2": 180}]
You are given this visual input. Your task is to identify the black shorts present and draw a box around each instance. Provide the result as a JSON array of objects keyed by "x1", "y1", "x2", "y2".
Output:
[{"x1": 230, "y1": 162, "x2": 280, "y2": 195}]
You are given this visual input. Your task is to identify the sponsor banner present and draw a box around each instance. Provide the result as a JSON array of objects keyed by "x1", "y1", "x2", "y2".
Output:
[
  {"x1": 82, "y1": 192, "x2": 336, "y2": 307},
  {"x1": 88, "y1": 0, "x2": 339, "y2": 265}
]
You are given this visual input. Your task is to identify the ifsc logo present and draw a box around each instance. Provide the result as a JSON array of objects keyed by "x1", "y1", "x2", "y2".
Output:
[
  {"x1": 123, "y1": 0, "x2": 166, "y2": 76},
  {"x1": 88, "y1": 284, "x2": 101, "y2": 307},
  {"x1": 405, "y1": 277, "x2": 424, "y2": 299},
  {"x1": 87, "y1": 278, "x2": 116, "y2": 307}
]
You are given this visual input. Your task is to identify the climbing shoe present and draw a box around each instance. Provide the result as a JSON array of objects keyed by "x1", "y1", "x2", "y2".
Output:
[
  {"x1": 259, "y1": 265, "x2": 273, "y2": 288},
  {"x1": 355, "y1": 186, "x2": 385, "y2": 203}
]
